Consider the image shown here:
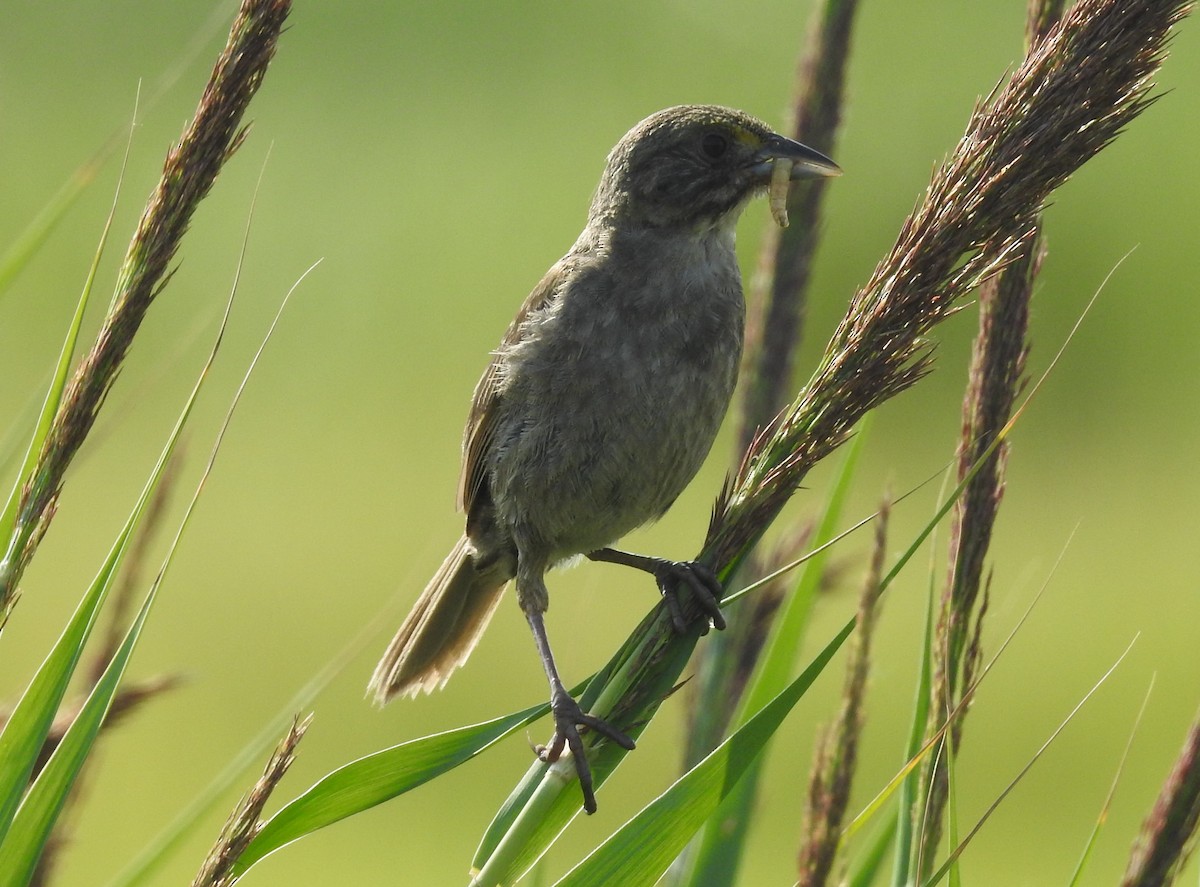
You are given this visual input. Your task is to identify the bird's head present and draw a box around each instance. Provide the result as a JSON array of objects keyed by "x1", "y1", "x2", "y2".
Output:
[{"x1": 589, "y1": 104, "x2": 841, "y2": 231}]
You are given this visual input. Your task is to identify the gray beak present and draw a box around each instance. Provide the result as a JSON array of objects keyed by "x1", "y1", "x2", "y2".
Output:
[{"x1": 754, "y1": 133, "x2": 842, "y2": 179}]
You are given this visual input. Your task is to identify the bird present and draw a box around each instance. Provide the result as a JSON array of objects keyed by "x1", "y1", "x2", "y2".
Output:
[{"x1": 369, "y1": 104, "x2": 841, "y2": 813}]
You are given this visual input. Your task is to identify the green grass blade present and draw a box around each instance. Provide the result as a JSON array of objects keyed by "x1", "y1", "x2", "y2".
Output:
[
  {"x1": 469, "y1": 624, "x2": 690, "y2": 879},
  {"x1": 0, "y1": 380, "x2": 190, "y2": 847},
  {"x1": 102, "y1": 228, "x2": 317, "y2": 887},
  {"x1": 0, "y1": 0, "x2": 240, "y2": 306},
  {"x1": 1066, "y1": 677, "x2": 1154, "y2": 887},
  {"x1": 0, "y1": 389, "x2": 201, "y2": 865},
  {"x1": 921, "y1": 638, "x2": 1137, "y2": 887},
  {"x1": 895, "y1": 474, "x2": 948, "y2": 887},
  {"x1": 847, "y1": 819, "x2": 897, "y2": 887},
  {"x1": 892, "y1": 575, "x2": 936, "y2": 886},
  {"x1": 0, "y1": 155, "x2": 106, "y2": 302},
  {"x1": 473, "y1": 754, "x2": 558, "y2": 871},
  {"x1": 675, "y1": 424, "x2": 867, "y2": 886},
  {"x1": 849, "y1": 531, "x2": 1074, "y2": 854},
  {"x1": 736, "y1": 421, "x2": 867, "y2": 724},
  {"x1": 470, "y1": 431, "x2": 896, "y2": 887},
  {"x1": 1, "y1": 333, "x2": 242, "y2": 880},
  {"x1": 0, "y1": 109, "x2": 135, "y2": 552},
  {"x1": 0, "y1": 541, "x2": 127, "y2": 844},
  {"x1": 0, "y1": 561, "x2": 158, "y2": 886},
  {"x1": 232, "y1": 701, "x2": 548, "y2": 876},
  {"x1": 552, "y1": 618, "x2": 855, "y2": 887}
]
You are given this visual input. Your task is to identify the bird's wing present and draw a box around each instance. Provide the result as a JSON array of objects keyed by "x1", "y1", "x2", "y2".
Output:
[{"x1": 457, "y1": 259, "x2": 570, "y2": 515}]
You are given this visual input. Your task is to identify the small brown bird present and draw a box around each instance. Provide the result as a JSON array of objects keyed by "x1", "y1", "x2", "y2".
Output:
[{"x1": 369, "y1": 105, "x2": 840, "y2": 813}]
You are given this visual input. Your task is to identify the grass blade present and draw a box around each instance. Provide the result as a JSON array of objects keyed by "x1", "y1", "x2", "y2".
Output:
[
  {"x1": 734, "y1": 422, "x2": 866, "y2": 724},
  {"x1": 0, "y1": 201, "x2": 217, "y2": 842},
  {"x1": 848, "y1": 527, "x2": 1074, "y2": 848},
  {"x1": 921, "y1": 637, "x2": 1137, "y2": 886},
  {"x1": 848, "y1": 819, "x2": 897, "y2": 887},
  {"x1": 674, "y1": 425, "x2": 866, "y2": 886},
  {"x1": 0, "y1": 542, "x2": 128, "y2": 844},
  {"x1": 552, "y1": 619, "x2": 854, "y2": 887},
  {"x1": 100, "y1": 198, "x2": 316, "y2": 884},
  {"x1": 0, "y1": 0, "x2": 290, "y2": 611},
  {"x1": 0, "y1": 1, "x2": 234, "y2": 304},
  {"x1": 892, "y1": 561, "x2": 937, "y2": 885},
  {"x1": 0, "y1": 555, "x2": 162, "y2": 885},
  {"x1": 0, "y1": 104, "x2": 135, "y2": 550},
  {"x1": 232, "y1": 701, "x2": 547, "y2": 876},
  {"x1": 1067, "y1": 677, "x2": 1155, "y2": 886}
]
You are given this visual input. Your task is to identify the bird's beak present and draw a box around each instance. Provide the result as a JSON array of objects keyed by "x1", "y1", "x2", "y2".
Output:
[{"x1": 753, "y1": 133, "x2": 842, "y2": 180}]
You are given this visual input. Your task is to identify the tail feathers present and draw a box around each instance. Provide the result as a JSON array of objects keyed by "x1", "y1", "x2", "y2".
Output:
[{"x1": 368, "y1": 535, "x2": 509, "y2": 704}]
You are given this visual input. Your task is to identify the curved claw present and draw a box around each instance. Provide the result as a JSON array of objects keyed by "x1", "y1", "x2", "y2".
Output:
[
  {"x1": 538, "y1": 689, "x2": 635, "y2": 814},
  {"x1": 654, "y1": 560, "x2": 726, "y2": 633}
]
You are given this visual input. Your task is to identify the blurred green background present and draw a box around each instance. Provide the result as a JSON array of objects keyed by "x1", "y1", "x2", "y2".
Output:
[{"x1": 2, "y1": 1, "x2": 1199, "y2": 884}]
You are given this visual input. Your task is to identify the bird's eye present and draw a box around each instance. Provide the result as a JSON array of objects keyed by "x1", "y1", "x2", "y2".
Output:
[{"x1": 700, "y1": 131, "x2": 730, "y2": 159}]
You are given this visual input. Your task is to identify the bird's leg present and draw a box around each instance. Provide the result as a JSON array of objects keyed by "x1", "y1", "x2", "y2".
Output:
[
  {"x1": 519, "y1": 581, "x2": 635, "y2": 814},
  {"x1": 586, "y1": 548, "x2": 726, "y2": 634}
]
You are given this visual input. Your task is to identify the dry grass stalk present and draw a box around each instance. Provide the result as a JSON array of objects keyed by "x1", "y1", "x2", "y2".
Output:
[
  {"x1": 0, "y1": 676, "x2": 181, "y2": 788},
  {"x1": 0, "y1": 0, "x2": 291, "y2": 612},
  {"x1": 1122, "y1": 708, "x2": 1200, "y2": 886},
  {"x1": 192, "y1": 714, "x2": 311, "y2": 887},
  {"x1": 702, "y1": 0, "x2": 1189, "y2": 579},
  {"x1": 915, "y1": 240, "x2": 1039, "y2": 873},
  {"x1": 90, "y1": 449, "x2": 183, "y2": 685},
  {"x1": 796, "y1": 498, "x2": 887, "y2": 887}
]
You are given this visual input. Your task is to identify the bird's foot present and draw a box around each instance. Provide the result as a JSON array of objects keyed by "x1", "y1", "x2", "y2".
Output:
[
  {"x1": 652, "y1": 559, "x2": 726, "y2": 634},
  {"x1": 536, "y1": 687, "x2": 636, "y2": 814},
  {"x1": 586, "y1": 548, "x2": 726, "y2": 634}
]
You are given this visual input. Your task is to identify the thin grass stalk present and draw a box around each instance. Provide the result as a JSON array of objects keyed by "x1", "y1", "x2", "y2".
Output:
[
  {"x1": 797, "y1": 498, "x2": 888, "y2": 887},
  {"x1": 89, "y1": 453, "x2": 182, "y2": 686},
  {"x1": 0, "y1": 0, "x2": 291, "y2": 614},
  {"x1": 920, "y1": 638, "x2": 1137, "y2": 887},
  {"x1": 1068, "y1": 678, "x2": 1155, "y2": 885},
  {"x1": 667, "y1": 437, "x2": 863, "y2": 887},
  {"x1": 913, "y1": 249, "x2": 1036, "y2": 873},
  {"x1": 1121, "y1": 707, "x2": 1200, "y2": 886},
  {"x1": 0, "y1": 4, "x2": 237, "y2": 305},
  {"x1": 192, "y1": 715, "x2": 310, "y2": 887}
]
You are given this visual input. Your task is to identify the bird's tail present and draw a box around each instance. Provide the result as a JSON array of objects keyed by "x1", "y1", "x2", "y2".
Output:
[{"x1": 368, "y1": 535, "x2": 509, "y2": 703}]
